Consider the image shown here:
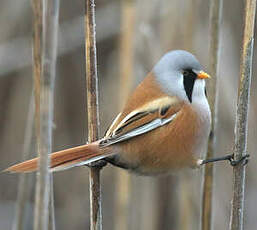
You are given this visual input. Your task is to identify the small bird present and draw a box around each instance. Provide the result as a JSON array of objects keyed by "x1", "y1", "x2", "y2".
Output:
[{"x1": 5, "y1": 50, "x2": 243, "y2": 175}]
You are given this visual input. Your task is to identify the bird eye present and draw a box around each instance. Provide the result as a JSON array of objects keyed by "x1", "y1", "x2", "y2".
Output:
[{"x1": 183, "y1": 70, "x2": 191, "y2": 77}]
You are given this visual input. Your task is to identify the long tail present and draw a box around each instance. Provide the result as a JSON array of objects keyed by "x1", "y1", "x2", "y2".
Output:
[{"x1": 5, "y1": 141, "x2": 112, "y2": 173}]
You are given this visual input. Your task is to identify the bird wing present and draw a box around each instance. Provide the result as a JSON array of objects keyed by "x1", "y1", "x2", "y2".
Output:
[{"x1": 100, "y1": 96, "x2": 182, "y2": 147}]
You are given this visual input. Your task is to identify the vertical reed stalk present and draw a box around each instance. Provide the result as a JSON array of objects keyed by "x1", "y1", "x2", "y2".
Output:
[
  {"x1": 114, "y1": 0, "x2": 135, "y2": 229},
  {"x1": 33, "y1": 0, "x2": 59, "y2": 229},
  {"x1": 49, "y1": 174, "x2": 56, "y2": 230},
  {"x1": 179, "y1": 2, "x2": 200, "y2": 230},
  {"x1": 13, "y1": 94, "x2": 35, "y2": 230},
  {"x1": 32, "y1": 0, "x2": 44, "y2": 228},
  {"x1": 119, "y1": 0, "x2": 135, "y2": 103},
  {"x1": 85, "y1": 0, "x2": 103, "y2": 229},
  {"x1": 31, "y1": 0, "x2": 42, "y2": 142},
  {"x1": 229, "y1": 0, "x2": 256, "y2": 230},
  {"x1": 201, "y1": 1, "x2": 223, "y2": 230},
  {"x1": 183, "y1": 0, "x2": 198, "y2": 52}
]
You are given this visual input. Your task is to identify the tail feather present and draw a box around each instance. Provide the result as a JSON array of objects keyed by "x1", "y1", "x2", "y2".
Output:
[
  {"x1": 51, "y1": 154, "x2": 109, "y2": 172},
  {"x1": 5, "y1": 141, "x2": 111, "y2": 173}
]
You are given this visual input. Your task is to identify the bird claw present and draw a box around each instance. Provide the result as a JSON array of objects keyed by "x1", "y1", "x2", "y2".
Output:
[
  {"x1": 227, "y1": 154, "x2": 250, "y2": 166},
  {"x1": 89, "y1": 160, "x2": 107, "y2": 168}
]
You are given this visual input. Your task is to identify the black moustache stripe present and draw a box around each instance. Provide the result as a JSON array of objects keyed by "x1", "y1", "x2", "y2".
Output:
[{"x1": 183, "y1": 70, "x2": 197, "y2": 103}]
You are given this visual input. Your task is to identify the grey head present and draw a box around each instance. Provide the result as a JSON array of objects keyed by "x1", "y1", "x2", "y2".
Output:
[{"x1": 153, "y1": 50, "x2": 208, "y2": 104}]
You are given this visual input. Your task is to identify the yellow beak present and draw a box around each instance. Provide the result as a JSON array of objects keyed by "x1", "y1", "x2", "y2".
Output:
[{"x1": 197, "y1": 71, "x2": 211, "y2": 79}]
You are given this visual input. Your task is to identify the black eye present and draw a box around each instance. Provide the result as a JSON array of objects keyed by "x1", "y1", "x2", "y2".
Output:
[
  {"x1": 183, "y1": 69, "x2": 196, "y2": 78},
  {"x1": 183, "y1": 70, "x2": 191, "y2": 77}
]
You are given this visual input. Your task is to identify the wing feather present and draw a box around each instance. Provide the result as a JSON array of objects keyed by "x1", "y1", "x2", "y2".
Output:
[
  {"x1": 110, "y1": 97, "x2": 176, "y2": 135},
  {"x1": 100, "y1": 113, "x2": 177, "y2": 147},
  {"x1": 101, "y1": 96, "x2": 182, "y2": 148}
]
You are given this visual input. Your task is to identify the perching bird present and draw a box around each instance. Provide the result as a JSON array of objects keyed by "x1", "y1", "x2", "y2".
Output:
[{"x1": 6, "y1": 50, "x2": 244, "y2": 175}]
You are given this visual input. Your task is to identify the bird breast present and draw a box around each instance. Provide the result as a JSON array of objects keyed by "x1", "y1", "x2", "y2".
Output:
[{"x1": 112, "y1": 103, "x2": 211, "y2": 175}]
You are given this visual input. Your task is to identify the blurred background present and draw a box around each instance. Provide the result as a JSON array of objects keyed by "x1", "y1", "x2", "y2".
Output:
[{"x1": 0, "y1": 0, "x2": 256, "y2": 229}]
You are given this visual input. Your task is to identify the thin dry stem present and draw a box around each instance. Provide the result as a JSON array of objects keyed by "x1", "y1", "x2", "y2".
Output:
[
  {"x1": 114, "y1": 1, "x2": 135, "y2": 230},
  {"x1": 179, "y1": 1, "x2": 200, "y2": 230},
  {"x1": 49, "y1": 174, "x2": 56, "y2": 230},
  {"x1": 183, "y1": 0, "x2": 198, "y2": 52},
  {"x1": 33, "y1": 0, "x2": 59, "y2": 229},
  {"x1": 201, "y1": 1, "x2": 223, "y2": 230},
  {"x1": 229, "y1": 0, "x2": 256, "y2": 230},
  {"x1": 13, "y1": 94, "x2": 35, "y2": 230},
  {"x1": 31, "y1": 0, "x2": 46, "y2": 229},
  {"x1": 119, "y1": 0, "x2": 135, "y2": 107},
  {"x1": 31, "y1": 0, "x2": 42, "y2": 138},
  {"x1": 85, "y1": 0, "x2": 103, "y2": 229}
]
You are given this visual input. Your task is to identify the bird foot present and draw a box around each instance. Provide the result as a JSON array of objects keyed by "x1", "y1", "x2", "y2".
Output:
[
  {"x1": 198, "y1": 153, "x2": 250, "y2": 167},
  {"x1": 227, "y1": 153, "x2": 250, "y2": 166},
  {"x1": 88, "y1": 160, "x2": 107, "y2": 168}
]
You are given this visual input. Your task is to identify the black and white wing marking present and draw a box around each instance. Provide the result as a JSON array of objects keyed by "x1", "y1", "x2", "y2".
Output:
[{"x1": 100, "y1": 97, "x2": 180, "y2": 147}]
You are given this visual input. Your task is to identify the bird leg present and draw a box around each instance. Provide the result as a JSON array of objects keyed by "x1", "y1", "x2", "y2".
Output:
[{"x1": 198, "y1": 153, "x2": 250, "y2": 167}]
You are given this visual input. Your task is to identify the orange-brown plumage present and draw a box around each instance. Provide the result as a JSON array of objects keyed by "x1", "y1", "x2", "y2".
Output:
[
  {"x1": 5, "y1": 50, "x2": 212, "y2": 175},
  {"x1": 110, "y1": 103, "x2": 204, "y2": 174},
  {"x1": 5, "y1": 141, "x2": 110, "y2": 173}
]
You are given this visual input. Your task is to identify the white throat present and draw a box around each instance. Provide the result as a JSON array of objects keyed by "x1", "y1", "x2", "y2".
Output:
[
  {"x1": 191, "y1": 79, "x2": 211, "y2": 126},
  {"x1": 192, "y1": 79, "x2": 208, "y2": 106},
  {"x1": 191, "y1": 79, "x2": 211, "y2": 159}
]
